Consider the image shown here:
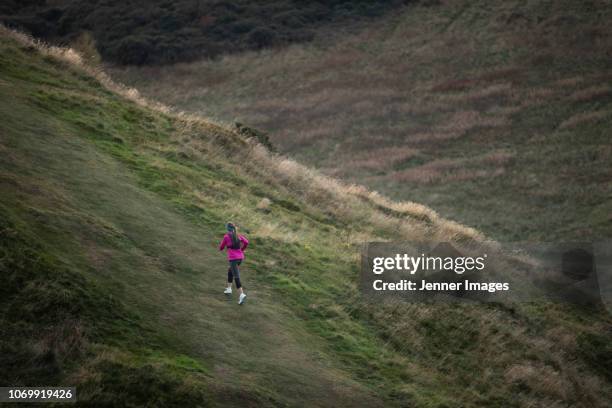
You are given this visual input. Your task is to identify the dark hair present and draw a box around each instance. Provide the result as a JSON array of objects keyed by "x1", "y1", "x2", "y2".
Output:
[{"x1": 227, "y1": 222, "x2": 241, "y2": 249}]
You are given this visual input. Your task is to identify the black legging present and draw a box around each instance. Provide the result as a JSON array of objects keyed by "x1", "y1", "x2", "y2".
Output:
[{"x1": 228, "y1": 259, "x2": 243, "y2": 289}]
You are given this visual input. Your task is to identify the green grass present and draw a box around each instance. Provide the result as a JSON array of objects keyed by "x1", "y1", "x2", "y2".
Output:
[{"x1": 1, "y1": 29, "x2": 612, "y2": 407}]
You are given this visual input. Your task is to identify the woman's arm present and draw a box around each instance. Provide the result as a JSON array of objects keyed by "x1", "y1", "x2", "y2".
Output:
[
  {"x1": 219, "y1": 235, "x2": 227, "y2": 250},
  {"x1": 240, "y1": 235, "x2": 249, "y2": 251}
]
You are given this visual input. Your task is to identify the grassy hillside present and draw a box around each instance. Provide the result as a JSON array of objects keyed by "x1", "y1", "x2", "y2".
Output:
[
  {"x1": 0, "y1": 0, "x2": 408, "y2": 65},
  {"x1": 1, "y1": 27, "x2": 612, "y2": 407},
  {"x1": 112, "y1": 0, "x2": 612, "y2": 242}
]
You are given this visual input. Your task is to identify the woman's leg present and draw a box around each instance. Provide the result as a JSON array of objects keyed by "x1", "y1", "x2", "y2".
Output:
[
  {"x1": 227, "y1": 265, "x2": 233, "y2": 289},
  {"x1": 230, "y1": 260, "x2": 244, "y2": 295}
]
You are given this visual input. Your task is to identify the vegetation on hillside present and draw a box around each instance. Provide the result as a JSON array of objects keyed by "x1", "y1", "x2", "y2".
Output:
[
  {"x1": 0, "y1": 0, "x2": 409, "y2": 65},
  {"x1": 112, "y1": 0, "x2": 612, "y2": 242},
  {"x1": 1, "y1": 27, "x2": 612, "y2": 407}
]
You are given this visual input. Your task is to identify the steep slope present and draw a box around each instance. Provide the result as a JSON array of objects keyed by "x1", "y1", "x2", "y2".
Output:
[
  {"x1": 112, "y1": 0, "x2": 612, "y2": 242},
  {"x1": 0, "y1": 31, "x2": 383, "y2": 407},
  {"x1": 1, "y1": 28, "x2": 611, "y2": 407}
]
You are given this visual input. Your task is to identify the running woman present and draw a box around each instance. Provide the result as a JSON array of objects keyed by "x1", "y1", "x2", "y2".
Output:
[{"x1": 219, "y1": 222, "x2": 249, "y2": 305}]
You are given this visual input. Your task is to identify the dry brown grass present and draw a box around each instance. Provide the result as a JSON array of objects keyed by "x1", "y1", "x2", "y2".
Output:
[
  {"x1": 440, "y1": 110, "x2": 508, "y2": 132},
  {"x1": 289, "y1": 122, "x2": 347, "y2": 147},
  {"x1": 481, "y1": 150, "x2": 514, "y2": 165},
  {"x1": 518, "y1": 87, "x2": 557, "y2": 106},
  {"x1": 554, "y1": 76, "x2": 585, "y2": 88},
  {"x1": 345, "y1": 146, "x2": 419, "y2": 171},
  {"x1": 389, "y1": 149, "x2": 511, "y2": 185},
  {"x1": 478, "y1": 68, "x2": 523, "y2": 83},
  {"x1": 559, "y1": 110, "x2": 610, "y2": 129},
  {"x1": 430, "y1": 78, "x2": 477, "y2": 92},
  {"x1": 407, "y1": 110, "x2": 509, "y2": 145},
  {"x1": 393, "y1": 163, "x2": 504, "y2": 184},
  {"x1": 256, "y1": 197, "x2": 272, "y2": 211},
  {"x1": 505, "y1": 362, "x2": 570, "y2": 400},
  {"x1": 391, "y1": 158, "x2": 460, "y2": 183},
  {"x1": 437, "y1": 83, "x2": 512, "y2": 104},
  {"x1": 570, "y1": 84, "x2": 612, "y2": 102},
  {"x1": 240, "y1": 143, "x2": 487, "y2": 244}
]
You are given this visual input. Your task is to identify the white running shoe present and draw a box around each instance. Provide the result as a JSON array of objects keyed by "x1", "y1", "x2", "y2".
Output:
[
  {"x1": 224, "y1": 287, "x2": 232, "y2": 295},
  {"x1": 238, "y1": 293, "x2": 247, "y2": 305}
]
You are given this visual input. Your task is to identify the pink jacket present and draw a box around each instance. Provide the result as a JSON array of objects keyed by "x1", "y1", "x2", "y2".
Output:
[{"x1": 219, "y1": 233, "x2": 249, "y2": 261}]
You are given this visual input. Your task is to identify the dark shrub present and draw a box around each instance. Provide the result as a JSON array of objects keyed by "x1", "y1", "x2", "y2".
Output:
[
  {"x1": 235, "y1": 122, "x2": 276, "y2": 152},
  {"x1": 229, "y1": 20, "x2": 255, "y2": 34},
  {"x1": 249, "y1": 27, "x2": 276, "y2": 48},
  {"x1": 0, "y1": 0, "x2": 410, "y2": 65},
  {"x1": 111, "y1": 36, "x2": 154, "y2": 65},
  {"x1": 159, "y1": 14, "x2": 182, "y2": 31}
]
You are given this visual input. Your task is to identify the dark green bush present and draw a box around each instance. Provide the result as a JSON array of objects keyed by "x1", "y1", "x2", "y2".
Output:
[
  {"x1": 0, "y1": 0, "x2": 411, "y2": 65},
  {"x1": 249, "y1": 27, "x2": 276, "y2": 48}
]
